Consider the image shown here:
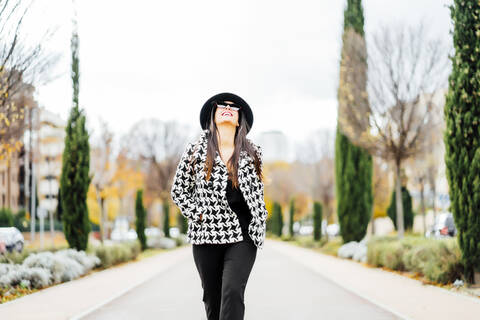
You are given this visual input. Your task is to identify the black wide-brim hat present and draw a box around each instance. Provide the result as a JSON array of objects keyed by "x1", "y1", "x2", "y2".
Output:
[{"x1": 200, "y1": 92, "x2": 254, "y2": 133}]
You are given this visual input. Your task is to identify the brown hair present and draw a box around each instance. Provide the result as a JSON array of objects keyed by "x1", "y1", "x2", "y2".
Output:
[{"x1": 203, "y1": 101, "x2": 263, "y2": 189}]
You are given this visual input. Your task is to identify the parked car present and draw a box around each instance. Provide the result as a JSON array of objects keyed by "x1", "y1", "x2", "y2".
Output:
[
  {"x1": 0, "y1": 227, "x2": 24, "y2": 253},
  {"x1": 425, "y1": 212, "x2": 457, "y2": 238}
]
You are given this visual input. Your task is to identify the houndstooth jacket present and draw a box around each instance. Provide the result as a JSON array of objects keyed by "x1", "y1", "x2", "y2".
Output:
[{"x1": 170, "y1": 128, "x2": 268, "y2": 249}]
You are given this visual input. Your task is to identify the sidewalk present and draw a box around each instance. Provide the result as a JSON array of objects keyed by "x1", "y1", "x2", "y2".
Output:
[
  {"x1": 268, "y1": 239, "x2": 480, "y2": 320},
  {"x1": 0, "y1": 246, "x2": 191, "y2": 320}
]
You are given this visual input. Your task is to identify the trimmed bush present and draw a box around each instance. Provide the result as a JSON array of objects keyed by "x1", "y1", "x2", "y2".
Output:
[
  {"x1": 0, "y1": 245, "x2": 69, "y2": 265},
  {"x1": 0, "y1": 248, "x2": 100, "y2": 289},
  {"x1": 0, "y1": 265, "x2": 51, "y2": 289},
  {"x1": 13, "y1": 209, "x2": 29, "y2": 231},
  {"x1": 87, "y1": 240, "x2": 141, "y2": 269},
  {"x1": 367, "y1": 236, "x2": 463, "y2": 284},
  {"x1": 22, "y1": 249, "x2": 100, "y2": 284},
  {"x1": 0, "y1": 208, "x2": 14, "y2": 227}
]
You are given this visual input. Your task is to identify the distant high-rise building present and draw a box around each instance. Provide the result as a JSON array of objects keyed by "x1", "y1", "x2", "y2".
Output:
[{"x1": 256, "y1": 130, "x2": 291, "y2": 163}]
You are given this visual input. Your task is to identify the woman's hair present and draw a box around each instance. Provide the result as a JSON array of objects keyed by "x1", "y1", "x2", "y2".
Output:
[{"x1": 204, "y1": 101, "x2": 263, "y2": 188}]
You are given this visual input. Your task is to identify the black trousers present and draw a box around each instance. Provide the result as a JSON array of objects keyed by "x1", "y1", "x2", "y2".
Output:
[{"x1": 192, "y1": 234, "x2": 257, "y2": 320}]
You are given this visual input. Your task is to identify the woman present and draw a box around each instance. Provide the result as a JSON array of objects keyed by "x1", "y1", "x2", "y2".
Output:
[{"x1": 170, "y1": 92, "x2": 268, "y2": 320}]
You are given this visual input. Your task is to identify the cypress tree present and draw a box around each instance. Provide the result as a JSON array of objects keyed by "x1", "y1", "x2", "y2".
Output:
[
  {"x1": 163, "y1": 201, "x2": 170, "y2": 238},
  {"x1": 135, "y1": 189, "x2": 147, "y2": 250},
  {"x1": 313, "y1": 201, "x2": 323, "y2": 241},
  {"x1": 60, "y1": 17, "x2": 91, "y2": 251},
  {"x1": 387, "y1": 185, "x2": 414, "y2": 231},
  {"x1": 335, "y1": 0, "x2": 373, "y2": 243},
  {"x1": 270, "y1": 202, "x2": 283, "y2": 237},
  {"x1": 444, "y1": 0, "x2": 480, "y2": 284},
  {"x1": 56, "y1": 189, "x2": 63, "y2": 221},
  {"x1": 288, "y1": 198, "x2": 295, "y2": 237}
]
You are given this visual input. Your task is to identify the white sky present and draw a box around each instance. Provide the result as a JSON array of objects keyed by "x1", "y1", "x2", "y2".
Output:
[{"x1": 24, "y1": 0, "x2": 452, "y2": 146}]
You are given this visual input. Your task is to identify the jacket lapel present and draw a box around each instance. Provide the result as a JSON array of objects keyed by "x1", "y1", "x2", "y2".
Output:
[
  {"x1": 196, "y1": 129, "x2": 260, "y2": 220},
  {"x1": 198, "y1": 129, "x2": 253, "y2": 171}
]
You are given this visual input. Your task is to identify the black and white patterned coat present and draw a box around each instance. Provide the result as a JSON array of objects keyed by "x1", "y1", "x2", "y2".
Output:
[{"x1": 170, "y1": 129, "x2": 268, "y2": 249}]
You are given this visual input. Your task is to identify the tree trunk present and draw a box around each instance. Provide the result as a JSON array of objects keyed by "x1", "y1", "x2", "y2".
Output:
[
  {"x1": 395, "y1": 162, "x2": 405, "y2": 238},
  {"x1": 420, "y1": 181, "x2": 426, "y2": 236},
  {"x1": 432, "y1": 184, "x2": 437, "y2": 223},
  {"x1": 323, "y1": 197, "x2": 329, "y2": 242},
  {"x1": 7, "y1": 155, "x2": 11, "y2": 209},
  {"x1": 97, "y1": 192, "x2": 105, "y2": 243},
  {"x1": 371, "y1": 214, "x2": 376, "y2": 236}
]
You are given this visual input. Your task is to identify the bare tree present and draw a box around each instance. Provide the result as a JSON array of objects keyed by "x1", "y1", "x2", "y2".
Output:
[
  {"x1": 90, "y1": 118, "x2": 115, "y2": 242},
  {"x1": 0, "y1": 0, "x2": 59, "y2": 158},
  {"x1": 371, "y1": 157, "x2": 391, "y2": 235},
  {"x1": 296, "y1": 129, "x2": 335, "y2": 240},
  {"x1": 123, "y1": 119, "x2": 192, "y2": 206},
  {"x1": 406, "y1": 90, "x2": 446, "y2": 233},
  {"x1": 337, "y1": 22, "x2": 450, "y2": 238}
]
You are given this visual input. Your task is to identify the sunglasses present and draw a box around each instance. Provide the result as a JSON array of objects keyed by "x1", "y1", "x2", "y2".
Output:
[{"x1": 213, "y1": 101, "x2": 241, "y2": 112}]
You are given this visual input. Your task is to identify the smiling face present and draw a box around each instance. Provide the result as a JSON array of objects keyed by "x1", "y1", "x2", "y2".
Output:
[{"x1": 214, "y1": 101, "x2": 239, "y2": 127}]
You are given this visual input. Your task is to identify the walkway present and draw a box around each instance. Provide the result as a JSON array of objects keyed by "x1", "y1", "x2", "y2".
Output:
[{"x1": 1, "y1": 239, "x2": 479, "y2": 319}]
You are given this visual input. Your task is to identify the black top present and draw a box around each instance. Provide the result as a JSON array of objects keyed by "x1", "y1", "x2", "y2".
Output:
[{"x1": 226, "y1": 177, "x2": 252, "y2": 240}]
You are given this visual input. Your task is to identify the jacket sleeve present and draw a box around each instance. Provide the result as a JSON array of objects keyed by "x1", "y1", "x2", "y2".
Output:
[
  {"x1": 170, "y1": 141, "x2": 201, "y2": 221},
  {"x1": 253, "y1": 143, "x2": 269, "y2": 223}
]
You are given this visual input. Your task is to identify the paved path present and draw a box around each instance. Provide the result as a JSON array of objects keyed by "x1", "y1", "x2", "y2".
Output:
[
  {"x1": 2, "y1": 239, "x2": 480, "y2": 320},
  {"x1": 81, "y1": 241, "x2": 397, "y2": 320}
]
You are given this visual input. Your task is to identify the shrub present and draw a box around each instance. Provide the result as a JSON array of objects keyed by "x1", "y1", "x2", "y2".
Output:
[
  {"x1": 0, "y1": 264, "x2": 51, "y2": 289},
  {"x1": 422, "y1": 239, "x2": 463, "y2": 284},
  {"x1": 0, "y1": 248, "x2": 100, "y2": 289},
  {"x1": 367, "y1": 236, "x2": 463, "y2": 284},
  {"x1": 0, "y1": 245, "x2": 69, "y2": 264},
  {"x1": 0, "y1": 242, "x2": 143, "y2": 291},
  {"x1": 0, "y1": 208, "x2": 14, "y2": 227},
  {"x1": 379, "y1": 241, "x2": 405, "y2": 270},
  {"x1": 22, "y1": 249, "x2": 100, "y2": 283},
  {"x1": 320, "y1": 238, "x2": 343, "y2": 256},
  {"x1": 87, "y1": 240, "x2": 141, "y2": 269},
  {"x1": 13, "y1": 209, "x2": 29, "y2": 231}
]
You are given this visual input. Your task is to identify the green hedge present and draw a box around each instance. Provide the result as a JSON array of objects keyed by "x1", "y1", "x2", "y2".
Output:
[
  {"x1": 367, "y1": 236, "x2": 463, "y2": 284},
  {"x1": 0, "y1": 208, "x2": 14, "y2": 227},
  {"x1": 87, "y1": 241, "x2": 141, "y2": 269}
]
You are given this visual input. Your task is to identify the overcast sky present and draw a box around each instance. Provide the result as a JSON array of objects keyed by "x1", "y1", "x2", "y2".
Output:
[{"x1": 25, "y1": 0, "x2": 452, "y2": 146}]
